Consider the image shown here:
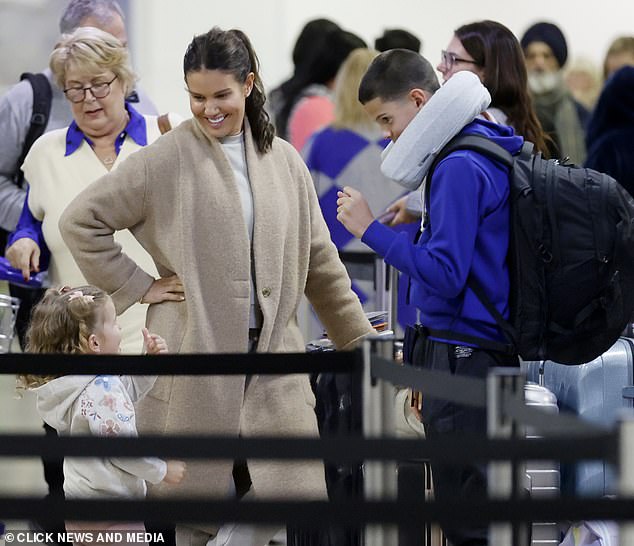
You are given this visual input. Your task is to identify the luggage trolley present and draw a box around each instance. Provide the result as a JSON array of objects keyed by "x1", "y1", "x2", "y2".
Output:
[
  {"x1": 0, "y1": 294, "x2": 20, "y2": 353},
  {"x1": 0, "y1": 293, "x2": 19, "y2": 538}
]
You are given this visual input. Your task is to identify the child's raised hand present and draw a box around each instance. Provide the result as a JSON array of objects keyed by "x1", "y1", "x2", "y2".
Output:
[
  {"x1": 163, "y1": 460, "x2": 186, "y2": 485},
  {"x1": 142, "y1": 327, "x2": 168, "y2": 354}
]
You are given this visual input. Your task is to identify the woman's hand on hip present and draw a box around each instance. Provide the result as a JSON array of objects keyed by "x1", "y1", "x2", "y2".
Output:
[
  {"x1": 140, "y1": 274, "x2": 185, "y2": 304},
  {"x1": 5, "y1": 237, "x2": 40, "y2": 281}
]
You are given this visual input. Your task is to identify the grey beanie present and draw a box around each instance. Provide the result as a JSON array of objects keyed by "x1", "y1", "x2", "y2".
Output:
[{"x1": 521, "y1": 21, "x2": 568, "y2": 68}]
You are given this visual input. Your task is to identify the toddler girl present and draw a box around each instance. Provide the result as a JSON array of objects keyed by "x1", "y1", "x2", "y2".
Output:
[{"x1": 17, "y1": 285, "x2": 186, "y2": 545}]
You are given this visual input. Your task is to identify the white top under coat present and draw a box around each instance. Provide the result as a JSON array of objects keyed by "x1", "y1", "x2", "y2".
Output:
[{"x1": 220, "y1": 132, "x2": 261, "y2": 329}]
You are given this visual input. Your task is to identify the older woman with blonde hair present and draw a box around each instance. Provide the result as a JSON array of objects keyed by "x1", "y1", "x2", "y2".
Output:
[{"x1": 6, "y1": 26, "x2": 182, "y2": 353}]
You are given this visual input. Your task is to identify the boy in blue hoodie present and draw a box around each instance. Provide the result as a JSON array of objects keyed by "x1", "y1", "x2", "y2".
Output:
[{"x1": 337, "y1": 49, "x2": 523, "y2": 546}]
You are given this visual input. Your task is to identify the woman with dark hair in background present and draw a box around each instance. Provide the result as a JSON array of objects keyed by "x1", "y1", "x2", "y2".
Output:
[
  {"x1": 275, "y1": 26, "x2": 366, "y2": 150},
  {"x1": 268, "y1": 17, "x2": 340, "y2": 137},
  {"x1": 60, "y1": 26, "x2": 373, "y2": 546},
  {"x1": 450, "y1": 20, "x2": 549, "y2": 154}
]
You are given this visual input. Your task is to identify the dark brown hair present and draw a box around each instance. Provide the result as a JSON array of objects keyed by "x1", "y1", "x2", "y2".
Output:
[
  {"x1": 456, "y1": 20, "x2": 550, "y2": 156},
  {"x1": 183, "y1": 27, "x2": 275, "y2": 154}
]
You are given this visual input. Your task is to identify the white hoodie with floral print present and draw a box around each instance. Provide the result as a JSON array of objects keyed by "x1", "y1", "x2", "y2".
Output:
[{"x1": 33, "y1": 374, "x2": 166, "y2": 499}]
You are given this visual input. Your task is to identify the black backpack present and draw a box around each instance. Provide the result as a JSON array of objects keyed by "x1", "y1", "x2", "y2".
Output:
[
  {"x1": 14, "y1": 73, "x2": 52, "y2": 187},
  {"x1": 426, "y1": 134, "x2": 634, "y2": 365}
]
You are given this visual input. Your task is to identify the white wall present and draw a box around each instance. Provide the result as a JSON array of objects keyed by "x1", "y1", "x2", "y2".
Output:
[
  {"x1": 0, "y1": 0, "x2": 67, "y2": 93},
  {"x1": 130, "y1": 0, "x2": 634, "y2": 117}
]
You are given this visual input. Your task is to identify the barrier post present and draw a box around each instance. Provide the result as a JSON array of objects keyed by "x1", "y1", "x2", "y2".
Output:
[
  {"x1": 389, "y1": 264, "x2": 400, "y2": 336},
  {"x1": 619, "y1": 416, "x2": 634, "y2": 545},
  {"x1": 487, "y1": 368, "x2": 527, "y2": 546},
  {"x1": 374, "y1": 256, "x2": 389, "y2": 329},
  {"x1": 363, "y1": 337, "x2": 398, "y2": 546}
]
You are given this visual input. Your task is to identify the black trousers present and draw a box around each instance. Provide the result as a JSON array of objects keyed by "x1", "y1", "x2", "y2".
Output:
[{"x1": 408, "y1": 326, "x2": 518, "y2": 546}]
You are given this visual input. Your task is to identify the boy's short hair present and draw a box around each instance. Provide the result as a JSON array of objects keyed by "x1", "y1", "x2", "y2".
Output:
[{"x1": 358, "y1": 48, "x2": 440, "y2": 104}]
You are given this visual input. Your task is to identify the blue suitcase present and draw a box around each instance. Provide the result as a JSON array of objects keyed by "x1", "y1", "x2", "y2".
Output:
[{"x1": 524, "y1": 336, "x2": 634, "y2": 496}]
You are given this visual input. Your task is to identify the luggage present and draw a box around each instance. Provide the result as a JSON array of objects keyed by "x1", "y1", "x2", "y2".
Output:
[
  {"x1": 427, "y1": 134, "x2": 634, "y2": 365},
  {"x1": 397, "y1": 461, "x2": 447, "y2": 546},
  {"x1": 0, "y1": 294, "x2": 20, "y2": 353},
  {"x1": 524, "y1": 383, "x2": 561, "y2": 545},
  {"x1": 303, "y1": 341, "x2": 363, "y2": 546},
  {"x1": 560, "y1": 520, "x2": 618, "y2": 546},
  {"x1": 524, "y1": 337, "x2": 634, "y2": 495}
]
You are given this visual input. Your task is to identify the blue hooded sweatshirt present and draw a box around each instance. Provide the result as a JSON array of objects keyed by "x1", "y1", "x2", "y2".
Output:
[{"x1": 362, "y1": 118, "x2": 524, "y2": 345}]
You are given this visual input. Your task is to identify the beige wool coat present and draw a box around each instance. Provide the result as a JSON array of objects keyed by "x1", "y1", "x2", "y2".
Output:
[{"x1": 59, "y1": 118, "x2": 373, "y2": 506}]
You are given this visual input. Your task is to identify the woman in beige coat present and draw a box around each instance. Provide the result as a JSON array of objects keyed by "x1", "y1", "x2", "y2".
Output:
[{"x1": 60, "y1": 27, "x2": 373, "y2": 546}]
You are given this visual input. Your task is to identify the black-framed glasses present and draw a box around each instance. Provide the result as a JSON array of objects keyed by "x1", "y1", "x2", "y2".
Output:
[
  {"x1": 64, "y1": 75, "x2": 118, "y2": 103},
  {"x1": 440, "y1": 50, "x2": 479, "y2": 70}
]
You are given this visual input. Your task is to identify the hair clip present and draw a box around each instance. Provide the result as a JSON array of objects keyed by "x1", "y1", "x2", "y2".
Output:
[
  {"x1": 58, "y1": 285, "x2": 71, "y2": 295},
  {"x1": 68, "y1": 290, "x2": 95, "y2": 303}
]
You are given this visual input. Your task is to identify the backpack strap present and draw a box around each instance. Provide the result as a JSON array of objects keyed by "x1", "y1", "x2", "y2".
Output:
[
  {"x1": 423, "y1": 134, "x2": 515, "y2": 229},
  {"x1": 15, "y1": 73, "x2": 52, "y2": 188},
  {"x1": 423, "y1": 133, "x2": 520, "y2": 354},
  {"x1": 157, "y1": 113, "x2": 172, "y2": 135}
]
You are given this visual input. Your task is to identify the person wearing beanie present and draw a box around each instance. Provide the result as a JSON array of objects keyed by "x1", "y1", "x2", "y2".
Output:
[
  {"x1": 521, "y1": 21, "x2": 569, "y2": 68},
  {"x1": 521, "y1": 21, "x2": 590, "y2": 164}
]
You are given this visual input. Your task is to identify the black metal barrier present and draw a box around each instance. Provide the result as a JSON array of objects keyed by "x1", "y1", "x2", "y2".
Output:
[
  {"x1": 0, "y1": 434, "x2": 616, "y2": 463},
  {"x1": 0, "y1": 350, "x2": 359, "y2": 376},
  {"x1": 1, "y1": 497, "x2": 634, "y2": 526},
  {"x1": 0, "y1": 346, "x2": 628, "y2": 543},
  {"x1": 371, "y1": 354, "x2": 608, "y2": 436}
]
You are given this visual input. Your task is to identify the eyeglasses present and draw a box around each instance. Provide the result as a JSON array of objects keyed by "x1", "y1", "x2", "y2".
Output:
[
  {"x1": 440, "y1": 50, "x2": 479, "y2": 70},
  {"x1": 64, "y1": 75, "x2": 118, "y2": 103}
]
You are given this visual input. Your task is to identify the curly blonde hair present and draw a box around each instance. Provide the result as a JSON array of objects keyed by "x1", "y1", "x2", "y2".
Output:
[
  {"x1": 49, "y1": 26, "x2": 137, "y2": 96},
  {"x1": 16, "y1": 285, "x2": 110, "y2": 391}
]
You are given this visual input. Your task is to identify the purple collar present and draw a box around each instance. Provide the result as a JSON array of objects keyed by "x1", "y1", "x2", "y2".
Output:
[{"x1": 64, "y1": 102, "x2": 147, "y2": 157}]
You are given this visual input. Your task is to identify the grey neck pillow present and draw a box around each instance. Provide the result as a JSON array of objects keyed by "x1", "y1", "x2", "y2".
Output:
[{"x1": 380, "y1": 71, "x2": 492, "y2": 190}]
